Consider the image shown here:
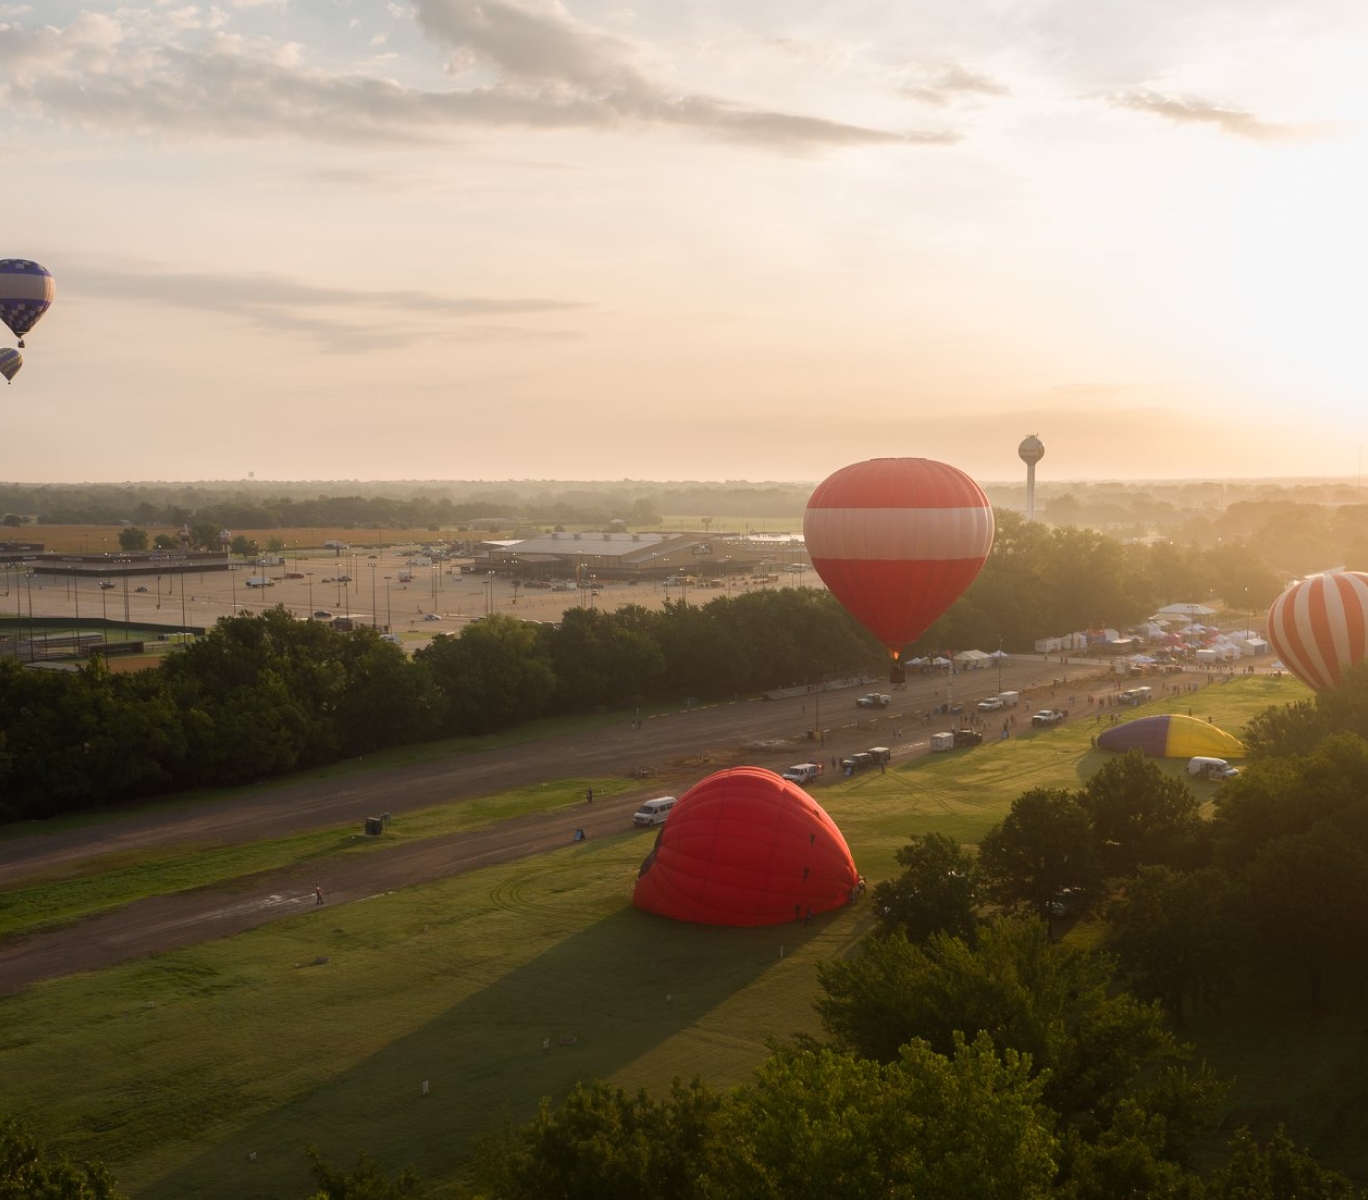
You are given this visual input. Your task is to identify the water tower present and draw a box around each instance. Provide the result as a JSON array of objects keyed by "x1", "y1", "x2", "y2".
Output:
[{"x1": 1018, "y1": 434, "x2": 1045, "y2": 521}]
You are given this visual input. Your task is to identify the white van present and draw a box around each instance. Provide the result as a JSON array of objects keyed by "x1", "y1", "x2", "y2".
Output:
[
  {"x1": 781, "y1": 763, "x2": 821, "y2": 784},
  {"x1": 1188, "y1": 756, "x2": 1239, "y2": 780},
  {"x1": 632, "y1": 796, "x2": 678, "y2": 826}
]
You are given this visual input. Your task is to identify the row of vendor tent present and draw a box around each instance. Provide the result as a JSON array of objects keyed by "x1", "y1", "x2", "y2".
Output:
[{"x1": 903, "y1": 650, "x2": 1009, "y2": 671}]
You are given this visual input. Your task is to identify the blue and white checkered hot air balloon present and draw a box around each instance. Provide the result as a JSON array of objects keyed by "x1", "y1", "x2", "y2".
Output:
[
  {"x1": 0, "y1": 348, "x2": 20, "y2": 384},
  {"x1": 0, "y1": 259, "x2": 55, "y2": 347}
]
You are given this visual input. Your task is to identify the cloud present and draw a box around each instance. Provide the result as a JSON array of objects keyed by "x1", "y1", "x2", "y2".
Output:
[
  {"x1": 900, "y1": 62, "x2": 1009, "y2": 107},
  {"x1": 1111, "y1": 89, "x2": 1299, "y2": 141},
  {"x1": 74, "y1": 262, "x2": 585, "y2": 351},
  {"x1": 0, "y1": 2, "x2": 945, "y2": 152}
]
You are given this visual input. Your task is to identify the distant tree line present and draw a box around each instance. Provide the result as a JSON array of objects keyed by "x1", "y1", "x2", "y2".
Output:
[
  {"x1": 0, "y1": 480, "x2": 825, "y2": 533},
  {"x1": 0, "y1": 590, "x2": 877, "y2": 822}
]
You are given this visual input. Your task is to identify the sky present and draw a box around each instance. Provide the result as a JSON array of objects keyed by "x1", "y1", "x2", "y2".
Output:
[{"x1": 3, "y1": 0, "x2": 1367, "y2": 486}]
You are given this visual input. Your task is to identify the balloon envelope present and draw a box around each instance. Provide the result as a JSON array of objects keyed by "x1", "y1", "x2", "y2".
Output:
[
  {"x1": 0, "y1": 259, "x2": 55, "y2": 344},
  {"x1": 803, "y1": 458, "x2": 994, "y2": 660},
  {"x1": 1097, "y1": 714, "x2": 1245, "y2": 759},
  {"x1": 1266, "y1": 572, "x2": 1368, "y2": 692},
  {"x1": 633, "y1": 766, "x2": 859, "y2": 927},
  {"x1": 0, "y1": 347, "x2": 20, "y2": 383}
]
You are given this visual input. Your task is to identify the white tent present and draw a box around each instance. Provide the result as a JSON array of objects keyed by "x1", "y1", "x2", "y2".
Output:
[{"x1": 1156, "y1": 603, "x2": 1217, "y2": 618}]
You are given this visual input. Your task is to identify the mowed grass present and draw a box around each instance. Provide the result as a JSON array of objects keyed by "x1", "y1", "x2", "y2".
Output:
[
  {"x1": 0, "y1": 777, "x2": 638, "y2": 939},
  {"x1": 0, "y1": 673, "x2": 1327, "y2": 1198}
]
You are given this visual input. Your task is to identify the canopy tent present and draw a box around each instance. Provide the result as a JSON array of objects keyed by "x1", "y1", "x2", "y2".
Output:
[{"x1": 1155, "y1": 603, "x2": 1217, "y2": 618}]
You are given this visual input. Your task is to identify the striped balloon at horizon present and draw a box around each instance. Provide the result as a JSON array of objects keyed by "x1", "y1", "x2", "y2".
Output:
[
  {"x1": 0, "y1": 259, "x2": 55, "y2": 347},
  {"x1": 804, "y1": 458, "x2": 994, "y2": 680},
  {"x1": 1266, "y1": 571, "x2": 1368, "y2": 692}
]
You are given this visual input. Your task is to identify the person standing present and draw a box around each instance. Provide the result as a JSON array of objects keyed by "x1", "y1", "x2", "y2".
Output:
[
  {"x1": 585, "y1": 786, "x2": 594, "y2": 804},
  {"x1": 314, "y1": 884, "x2": 325, "y2": 906}
]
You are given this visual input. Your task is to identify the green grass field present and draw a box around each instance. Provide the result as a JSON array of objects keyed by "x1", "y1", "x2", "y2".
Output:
[{"x1": 6, "y1": 673, "x2": 1354, "y2": 1198}]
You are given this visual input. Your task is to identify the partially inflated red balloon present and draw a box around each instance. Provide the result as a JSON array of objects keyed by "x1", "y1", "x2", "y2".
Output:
[
  {"x1": 1267, "y1": 571, "x2": 1368, "y2": 691},
  {"x1": 804, "y1": 458, "x2": 994, "y2": 671},
  {"x1": 633, "y1": 767, "x2": 859, "y2": 927}
]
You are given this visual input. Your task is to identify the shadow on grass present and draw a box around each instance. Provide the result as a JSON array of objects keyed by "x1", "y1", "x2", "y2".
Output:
[{"x1": 143, "y1": 903, "x2": 827, "y2": 1200}]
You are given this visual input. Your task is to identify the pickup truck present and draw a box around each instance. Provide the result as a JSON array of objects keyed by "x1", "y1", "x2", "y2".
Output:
[
  {"x1": 1031, "y1": 709, "x2": 1065, "y2": 727},
  {"x1": 855, "y1": 693, "x2": 891, "y2": 708},
  {"x1": 976, "y1": 696, "x2": 1005, "y2": 712}
]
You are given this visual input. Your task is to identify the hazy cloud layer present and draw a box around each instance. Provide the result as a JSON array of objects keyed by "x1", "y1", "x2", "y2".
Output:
[
  {"x1": 0, "y1": 2, "x2": 938, "y2": 150},
  {"x1": 75, "y1": 264, "x2": 584, "y2": 351}
]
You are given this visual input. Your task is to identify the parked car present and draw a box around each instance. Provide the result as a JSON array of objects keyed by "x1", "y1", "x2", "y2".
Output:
[
  {"x1": 313, "y1": 609, "x2": 333, "y2": 618},
  {"x1": 952, "y1": 728, "x2": 983, "y2": 747},
  {"x1": 1031, "y1": 709, "x2": 1065, "y2": 727},
  {"x1": 977, "y1": 696, "x2": 1005, "y2": 712},
  {"x1": 856, "y1": 693, "x2": 891, "y2": 708}
]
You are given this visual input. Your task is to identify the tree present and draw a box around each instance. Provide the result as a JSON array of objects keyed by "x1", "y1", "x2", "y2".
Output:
[
  {"x1": 978, "y1": 789, "x2": 1103, "y2": 920},
  {"x1": 1102, "y1": 865, "x2": 1240, "y2": 1026},
  {"x1": 471, "y1": 1078, "x2": 722, "y2": 1200},
  {"x1": 0, "y1": 1115, "x2": 124, "y2": 1199},
  {"x1": 814, "y1": 920, "x2": 1191, "y2": 1136},
  {"x1": 116, "y1": 527, "x2": 147, "y2": 552},
  {"x1": 1206, "y1": 1127, "x2": 1365, "y2": 1199},
  {"x1": 871, "y1": 832, "x2": 980, "y2": 944},
  {"x1": 1213, "y1": 734, "x2": 1368, "y2": 868},
  {"x1": 715, "y1": 1036, "x2": 1057, "y2": 1200},
  {"x1": 1241, "y1": 825, "x2": 1368, "y2": 1010},
  {"x1": 417, "y1": 615, "x2": 555, "y2": 735},
  {"x1": 1079, "y1": 751, "x2": 1205, "y2": 876},
  {"x1": 304, "y1": 1146, "x2": 418, "y2": 1199}
]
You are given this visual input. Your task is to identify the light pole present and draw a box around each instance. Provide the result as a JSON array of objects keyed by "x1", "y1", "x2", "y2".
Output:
[
  {"x1": 385, "y1": 576, "x2": 392, "y2": 631},
  {"x1": 997, "y1": 635, "x2": 1004, "y2": 694},
  {"x1": 25, "y1": 572, "x2": 34, "y2": 662},
  {"x1": 370, "y1": 563, "x2": 377, "y2": 629},
  {"x1": 307, "y1": 572, "x2": 314, "y2": 614}
]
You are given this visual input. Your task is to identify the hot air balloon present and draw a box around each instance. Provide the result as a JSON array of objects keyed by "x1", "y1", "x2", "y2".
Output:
[
  {"x1": 0, "y1": 259, "x2": 56, "y2": 347},
  {"x1": 1267, "y1": 571, "x2": 1368, "y2": 691},
  {"x1": 1097, "y1": 714, "x2": 1245, "y2": 759},
  {"x1": 804, "y1": 458, "x2": 995, "y2": 683},
  {"x1": 0, "y1": 347, "x2": 20, "y2": 384},
  {"x1": 633, "y1": 766, "x2": 859, "y2": 927}
]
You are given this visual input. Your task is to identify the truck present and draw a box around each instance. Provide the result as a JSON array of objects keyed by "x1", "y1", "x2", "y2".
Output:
[
  {"x1": 781, "y1": 763, "x2": 822, "y2": 784},
  {"x1": 244, "y1": 576, "x2": 273, "y2": 588},
  {"x1": 996, "y1": 690, "x2": 1020, "y2": 707}
]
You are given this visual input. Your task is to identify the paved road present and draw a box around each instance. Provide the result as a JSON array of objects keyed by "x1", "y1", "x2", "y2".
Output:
[{"x1": 0, "y1": 654, "x2": 1116, "y2": 995}]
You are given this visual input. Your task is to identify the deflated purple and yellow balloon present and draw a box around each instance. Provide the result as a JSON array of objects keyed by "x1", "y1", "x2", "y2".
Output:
[{"x1": 1097, "y1": 713, "x2": 1245, "y2": 759}]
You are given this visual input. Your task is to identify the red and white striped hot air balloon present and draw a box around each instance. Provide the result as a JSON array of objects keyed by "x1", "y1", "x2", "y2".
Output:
[
  {"x1": 803, "y1": 458, "x2": 994, "y2": 682},
  {"x1": 1266, "y1": 571, "x2": 1368, "y2": 692}
]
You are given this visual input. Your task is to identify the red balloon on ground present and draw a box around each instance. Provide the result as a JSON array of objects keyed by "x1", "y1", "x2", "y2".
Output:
[
  {"x1": 1267, "y1": 571, "x2": 1368, "y2": 692},
  {"x1": 632, "y1": 767, "x2": 859, "y2": 927},
  {"x1": 803, "y1": 458, "x2": 994, "y2": 667}
]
